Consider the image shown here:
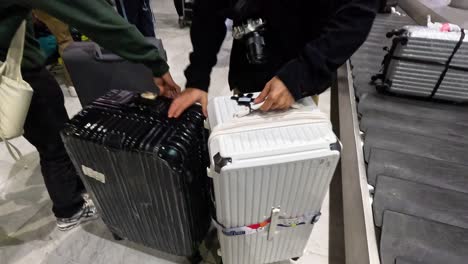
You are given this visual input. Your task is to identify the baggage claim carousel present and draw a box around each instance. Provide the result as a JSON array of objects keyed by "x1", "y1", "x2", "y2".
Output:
[{"x1": 332, "y1": 2, "x2": 468, "y2": 264}]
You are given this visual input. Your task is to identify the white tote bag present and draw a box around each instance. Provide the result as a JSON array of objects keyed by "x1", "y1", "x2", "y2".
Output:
[{"x1": 0, "y1": 21, "x2": 34, "y2": 160}]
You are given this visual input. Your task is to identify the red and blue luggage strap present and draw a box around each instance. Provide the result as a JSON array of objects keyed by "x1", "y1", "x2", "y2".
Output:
[{"x1": 213, "y1": 211, "x2": 321, "y2": 237}]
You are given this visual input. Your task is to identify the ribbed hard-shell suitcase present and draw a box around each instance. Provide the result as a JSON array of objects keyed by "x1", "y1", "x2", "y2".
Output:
[
  {"x1": 207, "y1": 94, "x2": 341, "y2": 264},
  {"x1": 373, "y1": 26, "x2": 468, "y2": 102},
  {"x1": 61, "y1": 90, "x2": 211, "y2": 259},
  {"x1": 63, "y1": 38, "x2": 167, "y2": 107}
]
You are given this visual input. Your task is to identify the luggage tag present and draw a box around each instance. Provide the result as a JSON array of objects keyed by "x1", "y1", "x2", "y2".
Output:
[
  {"x1": 234, "y1": 102, "x2": 265, "y2": 118},
  {"x1": 230, "y1": 94, "x2": 262, "y2": 118},
  {"x1": 231, "y1": 94, "x2": 302, "y2": 118}
]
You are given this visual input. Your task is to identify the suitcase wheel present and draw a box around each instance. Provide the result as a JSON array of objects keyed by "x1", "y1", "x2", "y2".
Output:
[
  {"x1": 291, "y1": 257, "x2": 300, "y2": 261},
  {"x1": 111, "y1": 232, "x2": 124, "y2": 241}
]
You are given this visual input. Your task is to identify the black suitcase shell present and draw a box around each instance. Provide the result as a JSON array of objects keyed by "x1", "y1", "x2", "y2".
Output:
[
  {"x1": 63, "y1": 39, "x2": 167, "y2": 107},
  {"x1": 61, "y1": 90, "x2": 211, "y2": 256}
]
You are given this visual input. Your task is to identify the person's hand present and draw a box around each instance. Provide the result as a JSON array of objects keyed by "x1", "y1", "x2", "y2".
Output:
[
  {"x1": 254, "y1": 76, "x2": 295, "y2": 111},
  {"x1": 154, "y1": 72, "x2": 181, "y2": 98},
  {"x1": 168, "y1": 88, "x2": 208, "y2": 118}
]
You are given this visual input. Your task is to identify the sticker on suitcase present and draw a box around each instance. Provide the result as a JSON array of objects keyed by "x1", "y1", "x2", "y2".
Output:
[
  {"x1": 214, "y1": 212, "x2": 321, "y2": 237},
  {"x1": 81, "y1": 165, "x2": 105, "y2": 184}
]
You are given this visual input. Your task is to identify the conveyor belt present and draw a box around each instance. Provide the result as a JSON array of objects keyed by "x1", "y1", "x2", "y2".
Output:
[
  {"x1": 360, "y1": 111, "x2": 468, "y2": 143},
  {"x1": 394, "y1": 258, "x2": 424, "y2": 264},
  {"x1": 380, "y1": 211, "x2": 468, "y2": 264},
  {"x1": 358, "y1": 94, "x2": 468, "y2": 124},
  {"x1": 364, "y1": 128, "x2": 468, "y2": 165},
  {"x1": 373, "y1": 175, "x2": 468, "y2": 228},
  {"x1": 350, "y1": 7, "x2": 468, "y2": 264},
  {"x1": 367, "y1": 149, "x2": 468, "y2": 192}
]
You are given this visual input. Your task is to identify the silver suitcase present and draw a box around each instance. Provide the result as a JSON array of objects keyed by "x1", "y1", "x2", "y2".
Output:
[
  {"x1": 207, "y1": 94, "x2": 341, "y2": 264},
  {"x1": 374, "y1": 26, "x2": 468, "y2": 102}
]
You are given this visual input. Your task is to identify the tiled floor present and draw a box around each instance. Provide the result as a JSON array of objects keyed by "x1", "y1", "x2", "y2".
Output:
[{"x1": 0, "y1": 0, "x2": 334, "y2": 263}]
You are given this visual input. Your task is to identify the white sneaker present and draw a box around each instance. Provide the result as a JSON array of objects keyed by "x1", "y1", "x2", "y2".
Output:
[{"x1": 56, "y1": 201, "x2": 98, "y2": 231}]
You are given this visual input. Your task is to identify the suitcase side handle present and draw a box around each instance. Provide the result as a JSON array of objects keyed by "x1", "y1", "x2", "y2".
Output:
[
  {"x1": 93, "y1": 39, "x2": 168, "y2": 62},
  {"x1": 93, "y1": 43, "x2": 125, "y2": 62}
]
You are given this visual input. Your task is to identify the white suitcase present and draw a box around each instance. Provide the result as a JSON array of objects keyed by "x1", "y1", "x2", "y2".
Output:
[
  {"x1": 207, "y1": 94, "x2": 341, "y2": 264},
  {"x1": 374, "y1": 26, "x2": 468, "y2": 102}
]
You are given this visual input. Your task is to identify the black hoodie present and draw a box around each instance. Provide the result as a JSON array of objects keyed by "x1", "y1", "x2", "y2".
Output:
[{"x1": 184, "y1": 0, "x2": 378, "y2": 99}]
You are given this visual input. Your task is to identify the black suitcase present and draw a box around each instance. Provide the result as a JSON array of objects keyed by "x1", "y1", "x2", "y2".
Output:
[
  {"x1": 63, "y1": 38, "x2": 167, "y2": 107},
  {"x1": 61, "y1": 90, "x2": 211, "y2": 259}
]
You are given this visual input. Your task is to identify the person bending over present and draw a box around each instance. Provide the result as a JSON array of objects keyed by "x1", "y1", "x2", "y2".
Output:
[{"x1": 0, "y1": 0, "x2": 180, "y2": 231}]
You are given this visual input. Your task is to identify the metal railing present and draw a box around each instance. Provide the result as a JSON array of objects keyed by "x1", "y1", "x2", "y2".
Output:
[{"x1": 330, "y1": 62, "x2": 380, "y2": 264}]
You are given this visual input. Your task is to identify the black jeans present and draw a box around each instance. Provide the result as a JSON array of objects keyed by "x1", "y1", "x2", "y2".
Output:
[
  {"x1": 115, "y1": 0, "x2": 156, "y2": 37},
  {"x1": 174, "y1": 0, "x2": 183, "y2": 16},
  {"x1": 22, "y1": 67, "x2": 85, "y2": 218}
]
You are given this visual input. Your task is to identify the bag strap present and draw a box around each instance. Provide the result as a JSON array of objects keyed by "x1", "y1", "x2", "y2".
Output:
[
  {"x1": 0, "y1": 132, "x2": 23, "y2": 161},
  {"x1": 430, "y1": 28, "x2": 466, "y2": 98},
  {"x1": 0, "y1": 20, "x2": 27, "y2": 81}
]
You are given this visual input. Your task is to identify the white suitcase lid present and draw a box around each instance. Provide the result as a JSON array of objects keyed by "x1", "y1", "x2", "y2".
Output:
[{"x1": 207, "y1": 94, "x2": 339, "y2": 162}]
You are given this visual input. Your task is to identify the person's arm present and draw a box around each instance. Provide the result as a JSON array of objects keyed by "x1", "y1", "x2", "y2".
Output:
[
  {"x1": 276, "y1": 0, "x2": 378, "y2": 101},
  {"x1": 168, "y1": 0, "x2": 228, "y2": 118},
  {"x1": 19, "y1": 0, "x2": 168, "y2": 77}
]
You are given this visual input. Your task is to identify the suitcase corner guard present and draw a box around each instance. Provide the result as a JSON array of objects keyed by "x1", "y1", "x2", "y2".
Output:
[
  {"x1": 330, "y1": 141, "x2": 342, "y2": 152},
  {"x1": 213, "y1": 152, "x2": 232, "y2": 173}
]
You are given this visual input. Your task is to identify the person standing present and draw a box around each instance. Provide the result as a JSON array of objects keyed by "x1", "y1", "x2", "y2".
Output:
[
  {"x1": 168, "y1": 0, "x2": 377, "y2": 117},
  {"x1": 115, "y1": 0, "x2": 156, "y2": 37},
  {"x1": 1, "y1": 0, "x2": 180, "y2": 231}
]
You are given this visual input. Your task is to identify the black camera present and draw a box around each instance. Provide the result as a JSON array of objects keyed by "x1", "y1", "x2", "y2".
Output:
[{"x1": 233, "y1": 18, "x2": 269, "y2": 65}]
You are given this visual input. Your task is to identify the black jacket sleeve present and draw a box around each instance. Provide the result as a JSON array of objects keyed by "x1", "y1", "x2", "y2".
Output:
[
  {"x1": 184, "y1": 0, "x2": 228, "y2": 91},
  {"x1": 277, "y1": 0, "x2": 377, "y2": 100}
]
